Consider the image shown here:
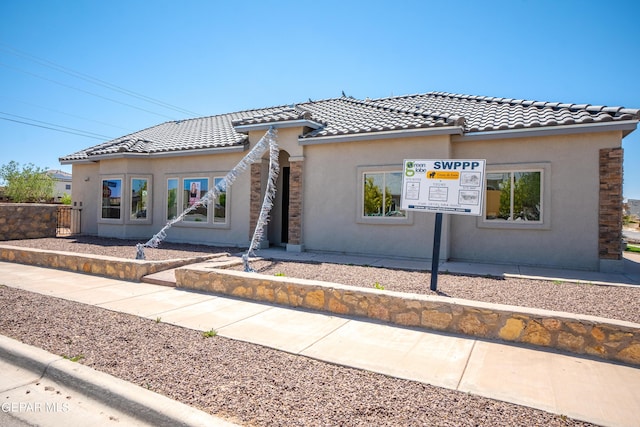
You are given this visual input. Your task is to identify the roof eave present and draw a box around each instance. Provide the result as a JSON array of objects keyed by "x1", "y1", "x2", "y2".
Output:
[
  {"x1": 454, "y1": 121, "x2": 639, "y2": 142},
  {"x1": 59, "y1": 143, "x2": 249, "y2": 164},
  {"x1": 299, "y1": 126, "x2": 464, "y2": 145}
]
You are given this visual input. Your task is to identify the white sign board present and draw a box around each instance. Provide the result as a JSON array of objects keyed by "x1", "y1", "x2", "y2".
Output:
[{"x1": 401, "y1": 159, "x2": 486, "y2": 216}]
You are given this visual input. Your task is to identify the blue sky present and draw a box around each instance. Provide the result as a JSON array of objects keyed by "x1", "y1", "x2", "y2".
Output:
[{"x1": 1, "y1": 0, "x2": 639, "y2": 199}]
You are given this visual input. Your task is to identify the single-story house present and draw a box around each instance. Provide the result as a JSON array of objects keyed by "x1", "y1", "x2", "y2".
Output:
[{"x1": 60, "y1": 91, "x2": 639, "y2": 272}]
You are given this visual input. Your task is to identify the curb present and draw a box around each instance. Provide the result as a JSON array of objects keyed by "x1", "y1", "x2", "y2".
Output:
[{"x1": 0, "y1": 335, "x2": 238, "y2": 427}]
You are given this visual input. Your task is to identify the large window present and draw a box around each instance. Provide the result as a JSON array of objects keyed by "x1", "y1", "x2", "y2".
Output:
[
  {"x1": 165, "y1": 175, "x2": 229, "y2": 226},
  {"x1": 101, "y1": 178, "x2": 122, "y2": 219},
  {"x1": 183, "y1": 178, "x2": 208, "y2": 222},
  {"x1": 130, "y1": 178, "x2": 149, "y2": 220},
  {"x1": 486, "y1": 171, "x2": 541, "y2": 222},
  {"x1": 362, "y1": 172, "x2": 406, "y2": 218}
]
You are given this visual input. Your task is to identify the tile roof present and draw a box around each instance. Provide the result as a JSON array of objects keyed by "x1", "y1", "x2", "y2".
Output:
[
  {"x1": 60, "y1": 106, "x2": 290, "y2": 161},
  {"x1": 371, "y1": 92, "x2": 640, "y2": 133},
  {"x1": 60, "y1": 91, "x2": 640, "y2": 162}
]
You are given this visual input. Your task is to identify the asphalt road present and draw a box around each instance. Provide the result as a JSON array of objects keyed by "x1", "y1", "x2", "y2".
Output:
[{"x1": 624, "y1": 228, "x2": 640, "y2": 242}]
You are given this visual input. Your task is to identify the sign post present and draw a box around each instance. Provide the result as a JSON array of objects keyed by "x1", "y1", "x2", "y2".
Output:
[{"x1": 401, "y1": 159, "x2": 486, "y2": 291}]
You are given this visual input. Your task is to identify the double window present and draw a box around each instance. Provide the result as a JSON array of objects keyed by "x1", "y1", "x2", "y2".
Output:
[
  {"x1": 485, "y1": 171, "x2": 541, "y2": 222},
  {"x1": 167, "y1": 176, "x2": 227, "y2": 225},
  {"x1": 362, "y1": 172, "x2": 405, "y2": 217},
  {"x1": 100, "y1": 176, "x2": 152, "y2": 223},
  {"x1": 358, "y1": 167, "x2": 410, "y2": 225},
  {"x1": 483, "y1": 163, "x2": 549, "y2": 229}
]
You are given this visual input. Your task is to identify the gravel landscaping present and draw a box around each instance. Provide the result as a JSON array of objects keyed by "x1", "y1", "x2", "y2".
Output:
[
  {"x1": 0, "y1": 236, "x2": 637, "y2": 425},
  {"x1": 0, "y1": 286, "x2": 593, "y2": 426},
  {"x1": 4, "y1": 237, "x2": 640, "y2": 324}
]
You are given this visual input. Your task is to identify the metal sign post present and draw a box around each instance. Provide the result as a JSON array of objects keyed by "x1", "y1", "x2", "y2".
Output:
[
  {"x1": 430, "y1": 212, "x2": 443, "y2": 291},
  {"x1": 401, "y1": 159, "x2": 486, "y2": 291}
]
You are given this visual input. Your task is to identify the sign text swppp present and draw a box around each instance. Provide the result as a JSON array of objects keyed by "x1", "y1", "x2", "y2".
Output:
[{"x1": 401, "y1": 159, "x2": 486, "y2": 216}]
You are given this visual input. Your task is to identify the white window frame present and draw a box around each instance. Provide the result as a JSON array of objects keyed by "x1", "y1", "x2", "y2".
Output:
[
  {"x1": 127, "y1": 175, "x2": 152, "y2": 224},
  {"x1": 165, "y1": 174, "x2": 230, "y2": 229},
  {"x1": 356, "y1": 165, "x2": 412, "y2": 225},
  {"x1": 98, "y1": 175, "x2": 124, "y2": 224},
  {"x1": 479, "y1": 162, "x2": 551, "y2": 230},
  {"x1": 166, "y1": 177, "x2": 179, "y2": 222}
]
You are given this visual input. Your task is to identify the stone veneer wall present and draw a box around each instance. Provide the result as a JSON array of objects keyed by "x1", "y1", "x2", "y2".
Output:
[
  {"x1": 0, "y1": 245, "x2": 220, "y2": 282},
  {"x1": 175, "y1": 266, "x2": 640, "y2": 366},
  {"x1": 288, "y1": 161, "x2": 303, "y2": 245},
  {"x1": 249, "y1": 163, "x2": 262, "y2": 240},
  {"x1": 0, "y1": 204, "x2": 57, "y2": 240},
  {"x1": 599, "y1": 147, "x2": 624, "y2": 260}
]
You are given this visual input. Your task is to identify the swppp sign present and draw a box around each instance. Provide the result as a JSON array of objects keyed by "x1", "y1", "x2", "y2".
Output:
[{"x1": 401, "y1": 159, "x2": 486, "y2": 216}]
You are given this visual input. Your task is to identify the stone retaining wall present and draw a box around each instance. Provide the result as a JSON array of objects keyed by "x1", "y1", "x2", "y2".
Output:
[
  {"x1": 0, "y1": 245, "x2": 220, "y2": 282},
  {"x1": 0, "y1": 204, "x2": 57, "y2": 240},
  {"x1": 176, "y1": 266, "x2": 640, "y2": 366}
]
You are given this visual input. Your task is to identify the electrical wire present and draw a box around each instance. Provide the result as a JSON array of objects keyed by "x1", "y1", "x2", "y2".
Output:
[
  {"x1": 0, "y1": 112, "x2": 115, "y2": 140},
  {"x1": 0, "y1": 61, "x2": 179, "y2": 121},
  {"x1": 0, "y1": 43, "x2": 202, "y2": 117},
  {"x1": 0, "y1": 96, "x2": 134, "y2": 132}
]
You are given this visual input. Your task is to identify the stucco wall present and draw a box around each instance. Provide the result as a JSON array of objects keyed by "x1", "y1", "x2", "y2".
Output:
[
  {"x1": 72, "y1": 151, "x2": 253, "y2": 247},
  {"x1": 450, "y1": 131, "x2": 621, "y2": 270},
  {"x1": 301, "y1": 134, "x2": 452, "y2": 260}
]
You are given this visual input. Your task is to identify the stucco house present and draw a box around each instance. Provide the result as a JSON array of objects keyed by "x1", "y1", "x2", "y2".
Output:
[
  {"x1": 60, "y1": 91, "x2": 639, "y2": 272},
  {"x1": 47, "y1": 169, "x2": 72, "y2": 202}
]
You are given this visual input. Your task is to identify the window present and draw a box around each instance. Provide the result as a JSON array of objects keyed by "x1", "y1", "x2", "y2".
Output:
[
  {"x1": 362, "y1": 172, "x2": 406, "y2": 218},
  {"x1": 165, "y1": 175, "x2": 229, "y2": 227},
  {"x1": 167, "y1": 178, "x2": 178, "y2": 220},
  {"x1": 130, "y1": 178, "x2": 149, "y2": 220},
  {"x1": 101, "y1": 178, "x2": 122, "y2": 219},
  {"x1": 65, "y1": 184, "x2": 71, "y2": 190},
  {"x1": 485, "y1": 171, "x2": 541, "y2": 222},
  {"x1": 183, "y1": 178, "x2": 208, "y2": 222},
  {"x1": 213, "y1": 177, "x2": 226, "y2": 223}
]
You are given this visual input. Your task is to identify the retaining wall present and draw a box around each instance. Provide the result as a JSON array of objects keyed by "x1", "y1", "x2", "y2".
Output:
[
  {"x1": 0, "y1": 245, "x2": 220, "y2": 282},
  {"x1": 176, "y1": 265, "x2": 640, "y2": 366},
  {"x1": 0, "y1": 204, "x2": 57, "y2": 240}
]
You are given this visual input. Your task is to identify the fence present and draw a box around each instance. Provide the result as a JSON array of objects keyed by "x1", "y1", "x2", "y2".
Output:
[{"x1": 56, "y1": 206, "x2": 81, "y2": 236}]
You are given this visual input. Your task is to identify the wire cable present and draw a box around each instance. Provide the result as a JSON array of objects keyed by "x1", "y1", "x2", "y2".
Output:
[
  {"x1": 0, "y1": 61, "x2": 179, "y2": 121},
  {"x1": 0, "y1": 112, "x2": 115, "y2": 140},
  {"x1": 0, "y1": 43, "x2": 202, "y2": 117}
]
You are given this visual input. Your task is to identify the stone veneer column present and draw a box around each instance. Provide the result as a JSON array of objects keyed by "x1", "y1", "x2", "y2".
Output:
[
  {"x1": 249, "y1": 162, "x2": 262, "y2": 241},
  {"x1": 598, "y1": 147, "x2": 623, "y2": 272},
  {"x1": 287, "y1": 158, "x2": 304, "y2": 252}
]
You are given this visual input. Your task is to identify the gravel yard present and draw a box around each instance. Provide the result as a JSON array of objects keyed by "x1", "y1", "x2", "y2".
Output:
[
  {"x1": 5, "y1": 237, "x2": 638, "y2": 324},
  {"x1": 0, "y1": 286, "x2": 593, "y2": 426},
  {"x1": 0, "y1": 236, "x2": 637, "y2": 425}
]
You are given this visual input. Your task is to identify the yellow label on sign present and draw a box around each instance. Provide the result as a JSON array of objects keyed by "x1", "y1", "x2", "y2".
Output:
[{"x1": 427, "y1": 171, "x2": 460, "y2": 180}]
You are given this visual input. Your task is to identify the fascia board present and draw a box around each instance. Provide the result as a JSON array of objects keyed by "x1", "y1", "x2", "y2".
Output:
[
  {"x1": 454, "y1": 121, "x2": 639, "y2": 142},
  {"x1": 298, "y1": 126, "x2": 463, "y2": 145},
  {"x1": 59, "y1": 144, "x2": 248, "y2": 163}
]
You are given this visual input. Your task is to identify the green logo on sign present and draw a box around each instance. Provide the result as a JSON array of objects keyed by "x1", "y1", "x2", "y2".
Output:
[{"x1": 405, "y1": 161, "x2": 415, "y2": 177}]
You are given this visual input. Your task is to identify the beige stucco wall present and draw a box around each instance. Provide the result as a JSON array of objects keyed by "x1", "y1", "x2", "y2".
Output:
[
  {"x1": 450, "y1": 130, "x2": 623, "y2": 270},
  {"x1": 301, "y1": 134, "x2": 452, "y2": 259},
  {"x1": 72, "y1": 150, "x2": 254, "y2": 247}
]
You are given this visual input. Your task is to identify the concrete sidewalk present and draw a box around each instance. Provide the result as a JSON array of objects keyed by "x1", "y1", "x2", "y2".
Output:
[{"x1": 1, "y1": 260, "x2": 639, "y2": 427}]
